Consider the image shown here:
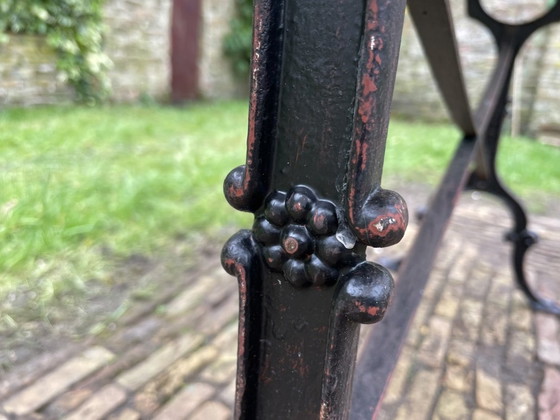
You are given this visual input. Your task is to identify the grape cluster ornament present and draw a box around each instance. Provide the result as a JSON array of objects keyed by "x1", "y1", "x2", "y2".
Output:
[{"x1": 253, "y1": 186, "x2": 362, "y2": 288}]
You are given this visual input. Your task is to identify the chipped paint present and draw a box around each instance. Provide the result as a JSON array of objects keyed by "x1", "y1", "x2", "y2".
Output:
[
  {"x1": 345, "y1": 0, "x2": 409, "y2": 248},
  {"x1": 222, "y1": 0, "x2": 410, "y2": 417}
]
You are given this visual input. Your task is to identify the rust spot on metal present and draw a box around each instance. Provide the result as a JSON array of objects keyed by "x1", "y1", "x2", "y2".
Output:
[
  {"x1": 367, "y1": 306, "x2": 381, "y2": 316},
  {"x1": 367, "y1": 212, "x2": 403, "y2": 238},
  {"x1": 228, "y1": 184, "x2": 245, "y2": 199},
  {"x1": 360, "y1": 140, "x2": 369, "y2": 171},
  {"x1": 232, "y1": 260, "x2": 248, "y2": 417},
  {"x1": 362, "y1": 73, "x2": 378, "y2": 96},
  {"x1": 313, "y1": 213, "x2": 326, "y2": 230},
  {"x1": 346, "y1": 0, "x2": 393, "y2": 237},
  {"x1": 283, "y1": 237, "x2": 299, "y2": 255}
]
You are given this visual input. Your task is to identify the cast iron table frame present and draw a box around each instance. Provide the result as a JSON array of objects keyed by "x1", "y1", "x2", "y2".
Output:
[{"x1": 221, "y1": 1, "x2": 560, "y2": 418}]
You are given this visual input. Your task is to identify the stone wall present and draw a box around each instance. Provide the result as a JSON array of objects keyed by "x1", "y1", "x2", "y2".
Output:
[
  {"x1": 393, "y1": 0, "x2": 560, "y2": 135},
  {"x1": 103, "y1": 0, "x2": 172, "y2": 102},
  {"x1": 1, "y1": 0, "x2": 559, "y2": 136},
  {"x1": 0, "y1": 35, "x2": 72, "y2": 106},
  {"x1": 199, "y1": 0, "x2": 246, "y2": 99},
  {"x1": 0, "y1": 0, "x2": 173, "y2": 106}
]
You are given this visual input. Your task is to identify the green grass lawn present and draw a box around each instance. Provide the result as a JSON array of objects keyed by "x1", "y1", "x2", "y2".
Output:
[
  {"x1": 0, "y1": 102, "x2": 253, "y2": 313},
  {"x1": 0, "y1": 101, "x2": 558, "y2": 314}
]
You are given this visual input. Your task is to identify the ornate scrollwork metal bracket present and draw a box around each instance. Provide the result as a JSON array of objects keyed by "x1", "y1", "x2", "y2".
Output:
[{"x1": 466, "y1": 0, "x2": 560, "y2": 315}]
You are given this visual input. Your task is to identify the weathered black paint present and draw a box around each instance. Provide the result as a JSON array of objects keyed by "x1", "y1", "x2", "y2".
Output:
[
  {"x1": 222, "y1": 0, "x2": 408, "y2": 418},
  {"x1": 273, "y1": 0, "x2": 364, "y2": 199},
  {"x1": 223, "y1": 0, "x2": 284, "y2": 213}
]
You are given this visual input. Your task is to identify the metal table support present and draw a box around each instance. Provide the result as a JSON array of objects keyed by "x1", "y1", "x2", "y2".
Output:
[{"x1": 221, "y1": 1, "x2": 560, "y2": 418}]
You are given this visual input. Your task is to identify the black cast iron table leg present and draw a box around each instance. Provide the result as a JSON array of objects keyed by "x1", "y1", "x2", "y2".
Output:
[
  {"x1": 221, "y1": 0, "x2": 408, "y2": 418},
  {"x1": 406, "y1": 0, "x2": 560, "y2": 316},
  {"x1": 466, "y1": 0, "x2": 560, "y2": 315}
]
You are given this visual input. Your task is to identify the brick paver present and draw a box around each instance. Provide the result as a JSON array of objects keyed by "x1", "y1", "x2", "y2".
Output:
[
  {"x1": 116, "y1": 333, "x2": 204, "y2": 391},
  {"x1": 539, "y1": 367, "x2": 560, "y2": 420},
  {"x1": 2, "y1": 346, "x2": 114, "y2": 416},
  {"x1": 505, "y1": 383, "x2": 535, "y2": 420},
  {"x1": 153, "y1": 382, "x2": 216, "y2": 420},
  {"x1": 109, "y1": 408, "x2": 141, "y2": 420},
  {"x1": 396, "y1": 368, "x2": 441, "y2": 420},
  {"x1": 472, "y1": 409, "x2": 502, "y2": 420},
  {"x1": 65, "y1": 384, "x2": 128, "y2": 420},
  {"x1": 434, "y1": 388, "x2": 470, "y2": 420},
  {"x1": 535, "y1": 313, "x2": 560, "y2": 366},
  {"x1": 0, "y1": 190, "x2": 558, "y2": 419},
  {"x1": 475, "y1": 368, "x2": 503, "y2": 414},
  {"x1": 189, "y1": 401, "x2": 230, "y2": 420}
]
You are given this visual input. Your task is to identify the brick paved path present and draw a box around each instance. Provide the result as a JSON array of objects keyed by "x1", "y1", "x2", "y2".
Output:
[{"x1": 0, "y1": 191, "x2": 558, "y2": 419}]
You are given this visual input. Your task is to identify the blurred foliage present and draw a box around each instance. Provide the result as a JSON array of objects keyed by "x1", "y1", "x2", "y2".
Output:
[
  {"x1": 223, "y1": 0, "x2": 253, "y2": 78},
  {"x1": 0, "y1": 0, "x2": 111, "y2": 103}
]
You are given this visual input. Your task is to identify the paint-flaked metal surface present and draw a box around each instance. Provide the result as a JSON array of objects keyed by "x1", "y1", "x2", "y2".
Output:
[
  {"x1": 345, "y1": 0, "x2": 408, "y2": 248},
  {"x1": 221, "y1": 231, "x2": 262, "y2": 418},
  {"x1": 221, "y1": 0, "x2": 408, "y2": 418},
  {"x1": 223, "y1": 0, "x2": 283, "y2": 213}
]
